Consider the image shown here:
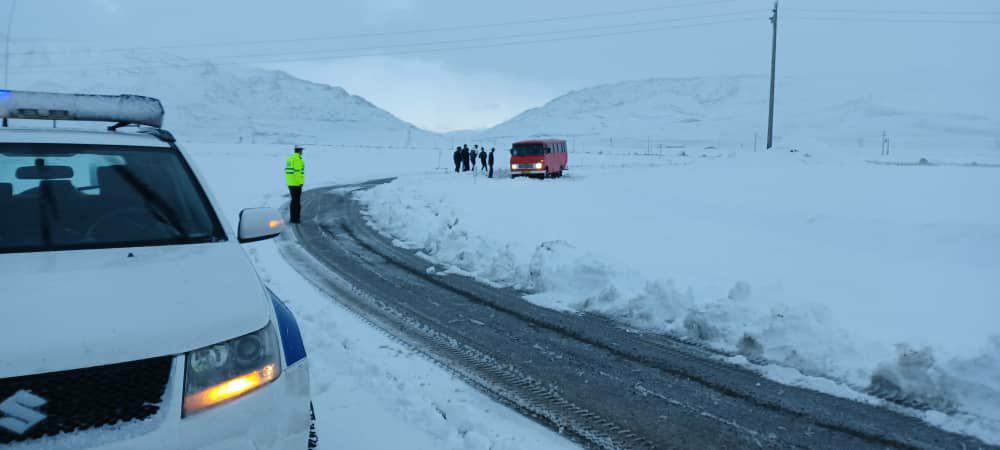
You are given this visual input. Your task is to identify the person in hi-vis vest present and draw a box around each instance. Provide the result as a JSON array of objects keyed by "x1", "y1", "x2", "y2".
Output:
[{"x1": 285, "y1": 146, "x2": 305, "y2": 223}]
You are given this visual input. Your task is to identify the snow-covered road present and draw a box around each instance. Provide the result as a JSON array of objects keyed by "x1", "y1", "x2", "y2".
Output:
[
  {"x1": 283, "y1": 181, "x2": 991, "y2": 449},
  {"x1": 187, "y1": 144, "x2": 580, "y2": 450}
]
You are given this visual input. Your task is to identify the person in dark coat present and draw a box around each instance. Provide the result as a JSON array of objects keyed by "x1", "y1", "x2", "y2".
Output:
[
  {"x1": 488, "y1": 148, "x2": 495, "y2": 178},
  {"x1": 471, "y1": 145, "x2": 478, "y2": 171},
  {"x1": 462, "y1": 144, "x2": 470, "y2": 171},
  {"x1": 479, "y1": 148, "x2": 487, "y2": 173},
  {"x1": 453, "y1": 146, "x2": 461, "y2": 173}
]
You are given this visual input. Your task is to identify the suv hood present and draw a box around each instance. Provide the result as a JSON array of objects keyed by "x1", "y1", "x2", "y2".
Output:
[{"x1": 0, "y1": 243, "x2": 270, "y2": 378}]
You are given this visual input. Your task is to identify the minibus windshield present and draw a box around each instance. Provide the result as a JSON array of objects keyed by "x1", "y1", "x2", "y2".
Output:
[{"x1": 511, "y1": 144, "x2": 545, "y2": 156}]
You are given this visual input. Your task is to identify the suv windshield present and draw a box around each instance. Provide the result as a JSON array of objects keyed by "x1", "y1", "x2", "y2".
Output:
[
  {"x1": 511, "y1": 144, "x2": 545, "y2": 156},
  {"x1": 0, "y1": 143, "x2": 226, "y2": 253}
]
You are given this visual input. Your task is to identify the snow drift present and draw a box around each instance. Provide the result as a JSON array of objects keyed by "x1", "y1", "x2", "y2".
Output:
[{"x1": 356, "y1": 150, "x2": 1000, "y2": 444}]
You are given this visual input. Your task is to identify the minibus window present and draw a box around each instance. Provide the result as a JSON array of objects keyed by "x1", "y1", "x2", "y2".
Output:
[{"x1": 511, "y1": 144, "x2": 545, "y2": 156}]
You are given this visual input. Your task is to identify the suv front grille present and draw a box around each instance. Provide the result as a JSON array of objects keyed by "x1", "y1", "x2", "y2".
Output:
[{"x1": 0, "y1": 356, "x2": 173, "y2": 444}]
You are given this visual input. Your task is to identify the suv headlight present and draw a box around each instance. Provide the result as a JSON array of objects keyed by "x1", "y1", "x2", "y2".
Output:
[
  {"x1": 534, "y1": 162, "x2": 543, "y2": 169},
  {"x1": 182, "y1": 323, "x2": 281, "y2": 416}
]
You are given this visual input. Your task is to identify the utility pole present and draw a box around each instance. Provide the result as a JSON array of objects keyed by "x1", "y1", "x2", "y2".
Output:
[
  {"x1": 767, "y1": 1, "x2": 778, "y2": 149},
  {"x1": 3, "y1": 0, "x2": 16, "y2": 88}
]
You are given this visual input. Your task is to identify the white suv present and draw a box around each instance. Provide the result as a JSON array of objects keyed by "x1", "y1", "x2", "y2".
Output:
[{"x1": 0, "y1": 91, "x2": 315, "y2": 449}]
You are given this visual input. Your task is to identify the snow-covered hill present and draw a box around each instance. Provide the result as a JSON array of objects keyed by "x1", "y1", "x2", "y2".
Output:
[
  {"x1": 13, "y1": 48, "x2": 995, "y2": 161},
  {"x1": 9, "y1": 48, "x2": 444, "y2": 147},
  {"x1": 453, "y1": 76, "x2": 1000, "y2": 162}
]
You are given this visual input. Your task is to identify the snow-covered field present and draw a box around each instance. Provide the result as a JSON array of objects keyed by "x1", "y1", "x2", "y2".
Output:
[
  {"x1": 355, "y1": 146, "x2": 1000, "y2": 444},
  {"x1": 185, "y1": 143, "x2": 579, "y2": 450}
]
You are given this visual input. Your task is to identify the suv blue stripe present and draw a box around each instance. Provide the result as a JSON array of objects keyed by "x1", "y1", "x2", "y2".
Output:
[{"x1": 268, "y1": 289, "x2": 307, "y2": 366}]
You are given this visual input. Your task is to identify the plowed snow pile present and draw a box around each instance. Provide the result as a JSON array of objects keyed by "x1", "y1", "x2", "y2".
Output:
[{"x1": 357, "y1": 149, "x2": 1000, "y2": 444}]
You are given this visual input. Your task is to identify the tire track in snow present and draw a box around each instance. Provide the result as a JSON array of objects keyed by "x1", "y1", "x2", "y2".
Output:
[{"x1": 281, "y1": 180, "x2": 994, "y2": 450}]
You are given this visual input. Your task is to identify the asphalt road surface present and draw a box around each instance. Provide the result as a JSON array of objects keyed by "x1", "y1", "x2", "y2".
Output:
[{"x1": 278, "y1": 180, "x2": 993, "y2": 450}]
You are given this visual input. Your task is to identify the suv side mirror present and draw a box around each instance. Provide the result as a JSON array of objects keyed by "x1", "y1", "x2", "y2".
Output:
[{"x1": 238, "y1": 207, "x2": 284, "y2": 243}]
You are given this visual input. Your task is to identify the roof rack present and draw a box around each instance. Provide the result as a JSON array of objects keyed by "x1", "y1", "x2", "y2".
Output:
[
  {"x1": 137, "y1": 127, "x2": 176, "y2": 143},
  {"x1": 0, "y1": 90, "x2": 165, "y2": 130}
]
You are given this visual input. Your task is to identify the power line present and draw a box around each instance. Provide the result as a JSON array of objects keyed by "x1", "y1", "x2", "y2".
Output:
[
  {"x1": 784, "y1": 7, "x2": 1000, "y2": 16},
  {"x1": 10, "y1": 17, "x2": 756, "y2": 75},
  {"x1": 196, "y1": 11, "x2": 765, "y2": 63},
  {"x1": 783, "y1": 16, "x2": 1000, "y2": 25},
  {"x1": 12, "y1": 12, "x2": 760, "y2": 73},
  {"x1": 7, "y1": 0, "x2": 742, "y2": 57},
  {"x1": 18, "y1": 10, "x2": 760, "y2": 70}
]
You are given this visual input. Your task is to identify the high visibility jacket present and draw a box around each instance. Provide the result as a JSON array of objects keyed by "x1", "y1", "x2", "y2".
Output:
[{"x1": 285, "y1": 153, "x2": 305, "y2": 187}]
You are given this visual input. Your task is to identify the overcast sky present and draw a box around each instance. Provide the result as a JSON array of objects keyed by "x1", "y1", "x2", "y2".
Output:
[{"x1": 5, "y1": 0, "x2": 999, "y2": 131}]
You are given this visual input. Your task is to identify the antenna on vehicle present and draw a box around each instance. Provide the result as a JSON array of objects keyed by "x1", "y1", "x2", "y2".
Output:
[{"x1": 2, "y1": 0, "x2": 15, "y2": 88}]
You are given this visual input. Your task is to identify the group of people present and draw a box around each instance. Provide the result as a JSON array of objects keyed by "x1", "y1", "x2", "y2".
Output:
[{"x1": 454, "y1": 144, "x2": 496, "y2": 178}]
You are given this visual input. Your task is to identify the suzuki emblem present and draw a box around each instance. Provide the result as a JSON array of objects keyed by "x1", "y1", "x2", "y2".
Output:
[{"x1": 0, "y1": 390, "x2": 47, "y2": 435}]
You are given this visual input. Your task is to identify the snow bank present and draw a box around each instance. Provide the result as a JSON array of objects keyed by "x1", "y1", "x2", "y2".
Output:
[{"x1": 356, "y1": 149, "x2": 1000, "y2": 444}]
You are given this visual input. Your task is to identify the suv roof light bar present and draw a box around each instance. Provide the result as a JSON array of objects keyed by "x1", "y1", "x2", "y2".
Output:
[{"x1": 0, "y1": 90, "x2": 165, "y2": 129}]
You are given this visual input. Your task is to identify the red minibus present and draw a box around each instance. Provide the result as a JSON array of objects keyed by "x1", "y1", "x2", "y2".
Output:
[{"x1": 509, "y1": 139, "x2": 568, "y2": 178}]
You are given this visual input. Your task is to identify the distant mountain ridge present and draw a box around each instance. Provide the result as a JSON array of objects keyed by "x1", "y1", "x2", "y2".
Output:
[
  {"x1": 11, "y1": 47, "x2": 997, "y2": 156},
  {"x1": 454, "y1": 75, "x2": 1000, "y2": 155},
  {"x1": 9, "y1": 48, "x2": 443, "y2": 147}
]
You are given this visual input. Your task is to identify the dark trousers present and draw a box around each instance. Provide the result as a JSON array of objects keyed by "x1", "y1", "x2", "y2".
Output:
[
  {"x1": 288, "y1": 185, "x2": 303, "y2": 223},
  {"x1": 454, "y1": 160, "x2": 460, "y2": 172},
  {"x1": 488, "y1": 164, "x2": 494, "y2": 178}
]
